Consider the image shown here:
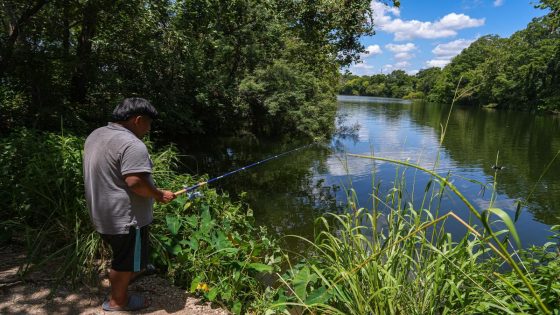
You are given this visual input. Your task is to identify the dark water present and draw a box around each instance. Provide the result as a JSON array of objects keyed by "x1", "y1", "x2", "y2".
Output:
[{"x1": 183, "y1": 96, "x2": 560, "y2": 250}]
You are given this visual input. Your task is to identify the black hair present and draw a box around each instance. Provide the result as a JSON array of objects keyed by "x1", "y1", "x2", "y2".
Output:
[{"x1": 111, "y1": 97, "x2": 158, "y2": 121}]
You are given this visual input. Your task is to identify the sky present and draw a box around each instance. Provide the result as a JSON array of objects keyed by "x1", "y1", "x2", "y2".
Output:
[{"x1": 344, "y1": 0, "x2": 547, "y2": 76}]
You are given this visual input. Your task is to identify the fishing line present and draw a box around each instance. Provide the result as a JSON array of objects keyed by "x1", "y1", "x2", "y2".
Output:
[{"x1": 174, "y1": 143, "x2": 316, "y2": 196}]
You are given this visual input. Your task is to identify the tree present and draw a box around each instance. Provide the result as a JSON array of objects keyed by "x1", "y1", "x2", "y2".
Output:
[{"x1": 0, "y1": 0, "x2": 399, "y2": 138}]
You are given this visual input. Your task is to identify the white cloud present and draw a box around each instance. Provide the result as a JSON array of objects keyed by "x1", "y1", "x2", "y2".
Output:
[
  {"x1": 426, "y1": 59, "x2": 451, "y2": 68},
  {"x1": 426, "y1": 38, "x2": 475, "y2": 68},
  {"x1": 394, "y1": 61, "x2": 410, "y2": 69},
  {"x1": 432, "y1": 38, "x2": 474, "y2": 58},
  {"x1": 370, "y1": 1, "x2": 401, "y2": 25},
  {"x1": 386, "y1": 43, "x2": 416, "y2": 60},
  {"x1": 370, "y1": 1, "x2": 485, "y2": 41},
  {"x1": 385, "y1": 43, "x2": 417, "y2": 53},
  {"x1": 394, "y1": 52, "x2": 414, "y2": 60},
  {"x1": 347, "y1": 61, "x2": 376, "y2": 75},
  {"x1": 382, "y1": 64, "x2": 394, "y2": 73},
  {"x1": 360, "y1": 44, "x2": 383, "y2": 58},
  {"x1": 493, "y1": 0, "x2": 504, "y2": 7},
  {"x1": 380, "y1": 61, "x2": 409, "y2": 73},
  {"x1": 407, "y1": 69, "x2": 419, "y2": 75},
  {"x1": 353, "y1": 62, "x2": 374, "y2": 69}
]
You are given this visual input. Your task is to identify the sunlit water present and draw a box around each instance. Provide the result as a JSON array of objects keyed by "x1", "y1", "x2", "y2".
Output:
[{"x1": 184, "y1": 96, "x2": 560, "y2": 251}]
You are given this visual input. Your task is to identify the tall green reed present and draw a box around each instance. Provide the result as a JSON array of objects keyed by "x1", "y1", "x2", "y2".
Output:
[
  {"x1": 0, "y1": 128, "x2": 288, "y2": 314},
  {"x1": 273, "y1": 160, "x2": 559, "y2": 314},
  {"x1": 271, "y1": 81, "x2": 558, "y2": 314},
  {"x1": 0, "y1": 128, "x2": 103, "y2": 285}
]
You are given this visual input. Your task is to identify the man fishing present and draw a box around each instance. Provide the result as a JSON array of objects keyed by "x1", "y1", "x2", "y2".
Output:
[{"x1": 83, "y1": 97, "x2": 176, "y2": 311}]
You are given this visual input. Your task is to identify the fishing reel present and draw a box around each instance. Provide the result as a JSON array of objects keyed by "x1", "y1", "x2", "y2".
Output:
[{"x1": 186, "y1": 190, "x2": 203, "y2": 200}]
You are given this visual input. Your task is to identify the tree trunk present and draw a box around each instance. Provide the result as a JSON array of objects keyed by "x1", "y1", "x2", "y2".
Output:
[
  {"x1": 70, "y1": 1, "x2": 100, "y2": 103},
  {"x1": 0, "y1": 0, "x2": 47, "y2": 77}
]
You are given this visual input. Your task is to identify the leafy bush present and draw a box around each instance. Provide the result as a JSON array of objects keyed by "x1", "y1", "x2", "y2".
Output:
[
  {"x1": 273, "y1": 160, "x2": 560, "y2": 314},
  {"x1": 146, "y1": 152, "x2": 286, "y2": 313},
  {"x1": 2, "y1": 128, "x2": 559, "y2": 314},
  {"x1": 0, "y1": 128, "x2": 287, "y2": 313},
  {"x1": 0, "y1": 128, "x2": 99, "y2": 283}
]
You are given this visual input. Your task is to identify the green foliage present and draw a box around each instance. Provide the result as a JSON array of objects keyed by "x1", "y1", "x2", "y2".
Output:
[
  {"x1": 0, "y1": 0, "x2": 388, "y2": 140},
  {"x1": 339, "y1": 0, "x2": 560, "y2": 113},
  {"x1": 0, "y1": 128, "x2": 102, "y2": 283},
  {"x1": 338, "y1": 69, "x2": 436, "y2": 99},
  {"x1": 150, "y1": 186, "x2": 285, "y2": 313},
  {"x1": 403, "y1": 91, "x2": 424, "y2": 100},
  {"x1": 2, "y1": 126, "x2": 560, "y2": 314},
  {"x1": 275, "y1": 173, "x2": 560, "y2": 314},
  {"x1": 0, "y1": 128, "x2": 288, "y2": 313},
  {"x1": 428, "y1": 3, "x2": 560, "y2": 111},
  {"x1": 239, "y1": 60, "x2": 337, "y2": 139}
]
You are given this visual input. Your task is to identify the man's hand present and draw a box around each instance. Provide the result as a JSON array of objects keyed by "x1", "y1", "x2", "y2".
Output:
[{"x1": 156, "y1": 190, "x2": 176, "y2": 203}]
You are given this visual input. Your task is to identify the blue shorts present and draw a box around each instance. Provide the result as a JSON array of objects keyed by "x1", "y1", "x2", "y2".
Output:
[{"x1": 101, "y1": 226, "x2": 149, "y2": 272}]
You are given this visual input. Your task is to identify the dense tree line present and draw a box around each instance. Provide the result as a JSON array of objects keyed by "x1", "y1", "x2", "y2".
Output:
[
  {"x1": 1, "y1": 0, "x2": 390, "y2": 140},
  {"x1": 339, "y1": 0, "x2": 560, "y2": 112},
  {"x1": 338, "y1": 68, "x2": 440, "y2": 100}
]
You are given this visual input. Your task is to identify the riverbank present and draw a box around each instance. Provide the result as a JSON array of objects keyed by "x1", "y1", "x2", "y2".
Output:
[
  {"x1": 2, "y1": 128, "x2": 560, "y2": 314},
  {"x1": 0, "y1": 245, "x2": 227, "y2": 315}
]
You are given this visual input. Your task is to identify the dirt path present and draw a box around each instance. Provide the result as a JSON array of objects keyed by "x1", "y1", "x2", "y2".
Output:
[{"x1": 0, "y1": 246, "x2": 228, "y2": 315}]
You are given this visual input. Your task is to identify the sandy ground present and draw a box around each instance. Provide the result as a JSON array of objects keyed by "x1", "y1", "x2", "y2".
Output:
[{"x1": 0, "y1": 245, "x2": 228, "y2": 315}]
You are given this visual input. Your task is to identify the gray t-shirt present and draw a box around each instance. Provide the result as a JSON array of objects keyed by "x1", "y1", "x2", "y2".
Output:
[{"x1": 83, "y1": 122, "x2": 154, "y2": 234}]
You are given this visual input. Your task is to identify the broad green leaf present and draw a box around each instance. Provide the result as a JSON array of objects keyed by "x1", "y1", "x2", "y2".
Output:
[
  {"x1": 206, "y1": 286, "x2": 219, "y2": 301},
  {"x1": 169, "y1": 244, "x2": 182, "y2": 256},
  {"x1": 482, "y1": 207, "x2": 521, "y2": 248},
  {"x1": 172, "y1": 195, "x2": 186, "y2": 207},
  {"x1": 221, "y1": 286, "x2": 232, "y2": 300},
  {"x1": 185, "y1": 215, "x2": 198, "y2": 228},
  {"x1": 165, "y1": 215, "x2": 181, "y2": 235},
  {"x1": 188, "y1": 237, "x2": 199, "y2": 251},
  {"x1": 190, "y1": 275, "x2": 203, "y2": 293},
  {"x1": 247, "y1": 263, "x2": 273, "y2": 273},
  {"x1": 304, "y1": 286, "x2": 331, "y2": 305},
  {"x1": 232, "y1": 270, "x2": 240, "y2": 281},
  {"x1": 232, "y1": 301, "x2": 242, "y2": 315},
  {"x1": 213, "y1": 230, "x2": 230, "y2": 249},
  {"x1": 293, "y1": 266, "x2": 312, "y2": 301},
  {"x1": 200, "y1": 206, "x2": 214, "y2": 234}
]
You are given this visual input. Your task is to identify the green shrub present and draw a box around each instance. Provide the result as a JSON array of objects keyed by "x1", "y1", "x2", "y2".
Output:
[
  {"x1": 2, "y1": 128, "x2": 559, "y2": 314},
  {"x1": 0, "y1": 128, "x2": 99, "y2": 283},
  {"x1": 0, "y1": 128, "x2": 287, "y2": 313}
]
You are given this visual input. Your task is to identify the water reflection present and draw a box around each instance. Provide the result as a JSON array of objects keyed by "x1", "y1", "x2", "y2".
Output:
[
  {"x1": 180, "y1": 137, "x2": 341, "y2": 253},
  {"x1": 181, "y1": 96, "x2": 560, "y2": 251},
  {"x1": 330, "y1": 97, "x2": 558, "y2": 247},
  {"x1": 409, "y1": 102, "x2": 560, "y2": 226}
]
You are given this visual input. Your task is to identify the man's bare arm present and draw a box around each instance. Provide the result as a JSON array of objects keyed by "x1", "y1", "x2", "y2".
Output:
[{"x1": 123, "y1": 173, "x2": 175, "y2": 203}]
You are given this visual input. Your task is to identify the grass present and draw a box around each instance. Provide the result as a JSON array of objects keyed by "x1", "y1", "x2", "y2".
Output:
[
  {"x1": 1, "y1": 84, "x2": 559, "y2": 313},
  {"x1": 0, "y1": 128, "x2": 285, "y2": 314},
  {"x1": 272, "y1": 161, "x2": 560, "y2": 314},
  {"x1": 269, "y1": 79, "x2": 560, "y2": 314}
]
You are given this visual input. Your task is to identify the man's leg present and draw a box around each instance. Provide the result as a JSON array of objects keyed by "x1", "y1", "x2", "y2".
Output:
[
  {"x1": 108, "y1": 269, "x2": 133, "y2": 307},
  {"x1": 102, "y1": 226, "x2": 151, "y2": 308}
]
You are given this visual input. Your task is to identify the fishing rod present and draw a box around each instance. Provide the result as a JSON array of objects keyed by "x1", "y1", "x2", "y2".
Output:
[{"x1": 174, "y1": 143, "x2": 315, "y2": 196}]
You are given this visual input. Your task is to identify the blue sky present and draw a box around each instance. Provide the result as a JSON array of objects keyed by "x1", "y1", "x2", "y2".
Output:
[{"x1": 345, "y1": 0, "x2": 547, "y2": 75}]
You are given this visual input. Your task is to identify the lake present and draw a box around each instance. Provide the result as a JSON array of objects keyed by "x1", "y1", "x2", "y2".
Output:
[{"x1": 184, "y1": 96, "x2": 560, "y2": 251}]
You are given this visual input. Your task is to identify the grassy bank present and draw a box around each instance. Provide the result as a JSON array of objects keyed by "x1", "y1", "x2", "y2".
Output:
[{"x1": 1, "y1": 128, "x2": 559, "y2": 314}]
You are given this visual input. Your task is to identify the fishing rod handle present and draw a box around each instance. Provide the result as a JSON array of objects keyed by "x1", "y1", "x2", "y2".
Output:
[{"x1": 174, "y1": 181, "x2": 207, "y2": 196}]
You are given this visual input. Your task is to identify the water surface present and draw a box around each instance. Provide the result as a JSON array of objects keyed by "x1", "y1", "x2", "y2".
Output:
[{"x1": 184, "y1": 96, "x2": 560, "y2": 250}]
